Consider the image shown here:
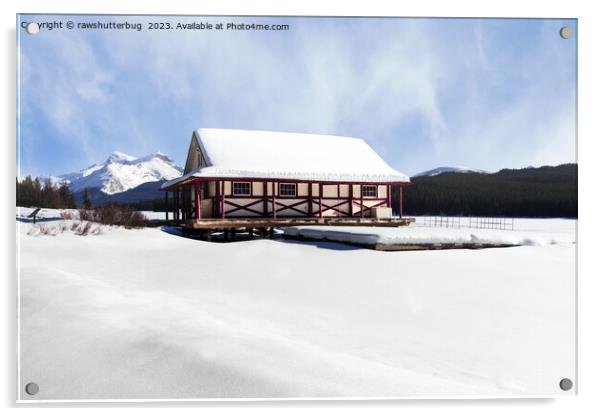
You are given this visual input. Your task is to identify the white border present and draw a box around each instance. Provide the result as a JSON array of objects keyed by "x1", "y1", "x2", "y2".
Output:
[{"x1": 3, "y1": 0, "x2": 601, "y2": 413}]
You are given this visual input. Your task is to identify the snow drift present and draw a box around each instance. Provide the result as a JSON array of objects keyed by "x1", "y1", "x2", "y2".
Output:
[{"x1": 17, "y1": 208, "x2": 576, "y2": 400}]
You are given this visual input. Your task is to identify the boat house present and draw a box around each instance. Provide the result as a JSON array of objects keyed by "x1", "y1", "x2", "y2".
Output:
[{"x1": 161, "y1": 128, "x2": 411, "y2": 231}]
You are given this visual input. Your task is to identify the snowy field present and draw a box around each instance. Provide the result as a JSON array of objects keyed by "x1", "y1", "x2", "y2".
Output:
[
  {"x1": 283, "y1": 220, "x2": 575, "y2": 247},
  {"x1": 17, "y1": 208, "x2": 576, "y2": 400}
]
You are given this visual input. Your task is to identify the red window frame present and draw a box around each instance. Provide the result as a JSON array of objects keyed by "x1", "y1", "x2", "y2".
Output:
[
  {"x1": 279, "y1": 183, "x2": 297, "y2": 197},
  {"x1": 232, "y1": 181, "x2": 251, "y2": 196},
  {"x1": 361, "y1": 185, "x2": 377, "y2": 198}
]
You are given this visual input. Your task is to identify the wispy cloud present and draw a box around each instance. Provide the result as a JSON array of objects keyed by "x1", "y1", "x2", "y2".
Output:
[{"x1": 17, "y1": 16, "x2": 576, "y2": 177}]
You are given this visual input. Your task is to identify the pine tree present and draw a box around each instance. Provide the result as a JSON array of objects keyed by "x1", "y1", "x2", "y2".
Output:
[
  {"x1": 82, "y1": 187, "x2": 92, "y2": 209},
  {"x1": 58, "y1": 182, "x2": 76, "y2": 208},
  {"x1": 402, "y1": 164, "x2": 577, "y2": 218}
]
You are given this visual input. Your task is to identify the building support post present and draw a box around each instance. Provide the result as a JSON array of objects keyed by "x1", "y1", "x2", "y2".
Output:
[
  {"x1": 272, "y1": 182, "x2": 276, "y2": 219},
  {"x1": 179, "y1": 188, "x2": 183, "y2": 221},
  {"x1": 195, "y1": 182, "x2": 201, "y2": 219},
  {"x1": 183, "y1": 186, "x2": 187, "y2": 222},
  {"x1": 164, "y1": 192, "x2": 168, "y2": 221},
  {"x1": 360, "y1": 185, "x2": 364, "y2": 218},
  {"x1": 214, "y1": 181, "x2": 218, "y2": 218},
  {"x1": 180, "y1": 188, "x2": 183, "y2": 221},
  {"x1": 263, "y1": 180, "x2": 268, "y2": 217},
  {"x1": 220, "y1": 180, "x2": 225, "y2": 219},
  {"x1": 308, "y1": 182, "x2": 313, "y2": 216},
  {"x1": 387, "y1": 184, "x2": 392, "y2": 208},
  {"x1": 348, "y1": 184, "x2": 353, "y2": 217},
  {"x1": 174, "y1": 190, "x2": 179, "y2": 221},
  {"x1": 399, "y1": 184, "x2": 403, "y2": 218},
  {"x1": 318, "y1": 183, "x2": 323, "y2": 218},
  {"x1": 186, "y1": 184, "x2": 190, "y2": 220},
  {"x1": 200, "y1": 181, "x2": 204, "y2": 218},
  {"x1": 172, "y1": 191, "x2": 176, "y2": 221}
]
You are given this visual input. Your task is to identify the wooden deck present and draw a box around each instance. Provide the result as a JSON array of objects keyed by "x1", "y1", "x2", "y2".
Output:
[{"x1": 182, "y1": 217, "x2": 414, "y2": 230}]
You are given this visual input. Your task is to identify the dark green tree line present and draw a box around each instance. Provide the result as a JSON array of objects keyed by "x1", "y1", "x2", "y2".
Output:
[
  {"x1": 394, "y1": 164, "x2": 577, "y2": 218},
  {"x1": 16, "y1": 176, "x2": 77, "y2": 209}
]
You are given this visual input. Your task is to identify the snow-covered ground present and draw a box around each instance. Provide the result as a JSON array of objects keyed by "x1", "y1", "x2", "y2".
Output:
[
  {"x1": 17, "y1": 208, "x2": 576, "y2": 400},
  {"x1": 142, "y1": 210, "x2": 174, "y2": 221},
  {"x1": 284, "y1": 219, "x2": 575, "y2": 247}
]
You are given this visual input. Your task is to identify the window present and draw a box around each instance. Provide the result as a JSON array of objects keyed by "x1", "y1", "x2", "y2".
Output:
[
  {"x1": 232, "y1": 182, "x2": 251, "y2": 196},
  {"x1": 279, "y1": 183, "x2": 297, "y2": 197},
  {"x1": 362, "y1": 185, "x2": 377, "y2": 198}
]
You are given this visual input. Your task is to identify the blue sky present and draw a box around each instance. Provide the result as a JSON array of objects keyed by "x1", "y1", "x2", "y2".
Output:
[{"x1": 17, "y1": 15, "x2": 577, "y2": 178}]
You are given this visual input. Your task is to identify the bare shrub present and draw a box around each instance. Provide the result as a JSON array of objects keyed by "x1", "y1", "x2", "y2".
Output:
[
  {"x1": 27, "y1": 225, "x2": 41, "y2": 237},
  {"x1": 78, "y1": 209, "x2": 97, "y2": 222},
  {"x1": 74, "y1": 221, "x2": 93, "y2": 236},
  {"x1": 59, "y1": 210, "x2": 73, "y2": 220},
  {"x1": 90, "y1": 225, "x2": 103, "y2": 235},
  {"x1": 97, "y1": 204, "x2": 147, "y2": 228},
  {"x1": 97, "y1": 204, "x2": 119, "y2": 226},
  {"x1": 45, "y1": 225, "x2": 58, "y2": 236},
  {"x1": 82, "y1": 221, "x2": 93, "y2": 236},
  {"x1": 28, "y1": 224, "x2": 58, "y2": 236},
  {"x1": 123, "y1": 210, "x2": 147, "y2": 229}
]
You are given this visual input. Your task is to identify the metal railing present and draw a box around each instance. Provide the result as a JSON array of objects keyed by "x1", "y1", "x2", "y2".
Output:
[{"x1": 416, "y1": 216, "x2": 514, "y2": 231}]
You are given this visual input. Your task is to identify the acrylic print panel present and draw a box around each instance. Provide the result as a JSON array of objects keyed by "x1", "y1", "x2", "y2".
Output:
[{"x1": 16, "y1": 14, "x2": 577, "y2": 401}]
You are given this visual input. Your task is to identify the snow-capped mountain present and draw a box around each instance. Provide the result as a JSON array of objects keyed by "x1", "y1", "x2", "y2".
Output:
[
  {"x1": 52, "y1": 151, "x2": 183, "y2": 195},
  {"x1": 412, "y1": 166, "x2": 489, "y2": 178}
]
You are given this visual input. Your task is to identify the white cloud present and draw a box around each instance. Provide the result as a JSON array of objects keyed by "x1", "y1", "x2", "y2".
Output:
[
  {"x1": 20, "y1": 30, "x2": 115, "y2": 165},
  {"x1": 18, "y1": 16, "x2": 576, "y2": 177}
]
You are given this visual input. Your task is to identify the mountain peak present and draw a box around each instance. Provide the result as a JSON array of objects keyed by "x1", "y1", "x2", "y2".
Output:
[
  {"x1": 106, "y1": 151, "x2": 137, "y2": 164},
  {"x1": 138, "y1": 151, "x2": 175, "y2": 164},
  {"x1": 54, "y1": 151, "x2": 183, "y2": 195},
  {"x1": 413, "y1": 166, "x2": 489, "y2": 177}
]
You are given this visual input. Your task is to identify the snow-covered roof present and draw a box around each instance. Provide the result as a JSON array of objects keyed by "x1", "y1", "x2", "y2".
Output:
[{"x1": 162, "y1": 128, "x2": 409, "y2": 189}]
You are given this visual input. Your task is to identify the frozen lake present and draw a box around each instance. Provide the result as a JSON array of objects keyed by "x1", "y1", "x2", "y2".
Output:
[{"x1": 16, "y1": 208, "x2": 576, "y2": 400}]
